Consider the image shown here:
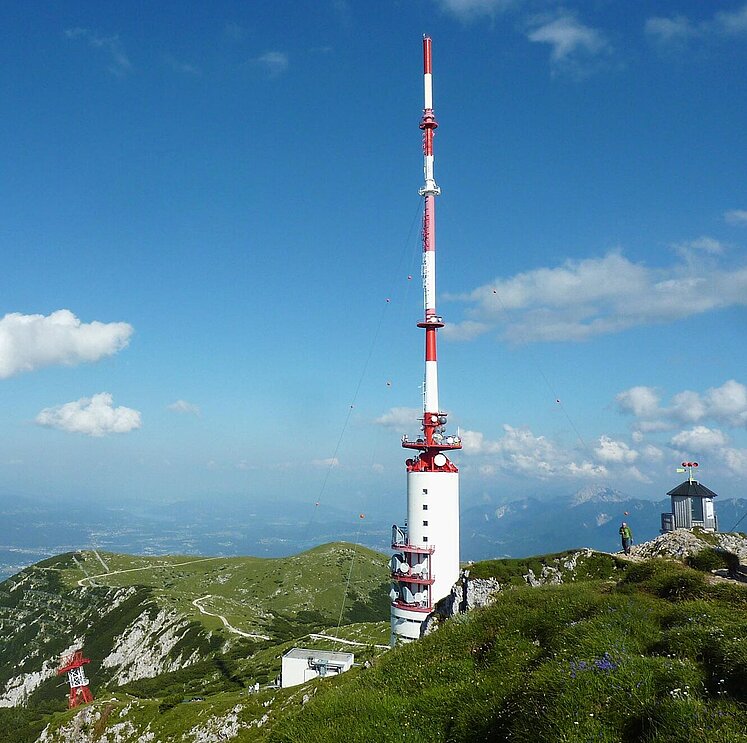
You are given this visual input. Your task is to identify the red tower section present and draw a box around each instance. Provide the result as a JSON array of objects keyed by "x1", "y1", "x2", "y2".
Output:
[{"x1": 57, "y1": 650, "x2": 94, "y2": 709}]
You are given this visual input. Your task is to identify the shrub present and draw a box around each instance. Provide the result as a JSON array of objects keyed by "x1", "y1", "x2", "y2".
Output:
[{"x1": 687, "y1": 548, "x2": 730, "y2": 573}]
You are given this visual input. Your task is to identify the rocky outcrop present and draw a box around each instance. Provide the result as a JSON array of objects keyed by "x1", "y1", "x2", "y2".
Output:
[
  {"x1": 102, "y1": 608, "x2": 201, "y2": 685},
  {"x1": 630, "y1": 530, "x2": 747, "y2": 563},
  {"x1": 423, "y1": 549, "x2": 601, "y2": 635}
]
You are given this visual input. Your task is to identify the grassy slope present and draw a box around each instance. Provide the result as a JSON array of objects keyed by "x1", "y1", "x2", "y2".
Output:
[
  {"x1": 20, "y1": 549, "x2": 747, "y2": 742},
  {"x1": 58, "y1": 543, "x2": 390, "y2": 636},
  {"x1": 269, "y1": 559, "x2": 747, "y2": 743},
  {"x1": 0, "y1": 542, "x2": 391, "y2": 738}
]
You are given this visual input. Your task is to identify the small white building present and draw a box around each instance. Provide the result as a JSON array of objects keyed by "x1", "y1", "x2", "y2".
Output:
[{"x1": 280, "y1": 648, "x2": 354, "y2": 689}]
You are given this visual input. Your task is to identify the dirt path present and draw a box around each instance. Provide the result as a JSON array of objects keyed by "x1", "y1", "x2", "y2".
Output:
[
  {"x1": 76, "y1": 556, "x2": 225, "y2": 587},
  {"x1": 192, "y1": 595, "x2": 271, "y2": 640},
  {"x1": 308, "y1": 633, "x2": 390, "y2": 650}
]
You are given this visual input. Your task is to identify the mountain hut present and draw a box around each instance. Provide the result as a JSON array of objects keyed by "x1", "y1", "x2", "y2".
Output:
[{"x1": 660, "y1": 479, "x2": 718, "y2": 533}]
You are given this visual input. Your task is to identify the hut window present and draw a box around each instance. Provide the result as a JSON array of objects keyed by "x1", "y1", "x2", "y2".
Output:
[{"x1": 691, "y1": 498, "x2": 704, "y2": 522}]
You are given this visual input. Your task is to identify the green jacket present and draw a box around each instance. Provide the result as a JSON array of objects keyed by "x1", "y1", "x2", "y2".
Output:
[{"x1": 619, "y1": 526, "x2": 632, "y2": 540}]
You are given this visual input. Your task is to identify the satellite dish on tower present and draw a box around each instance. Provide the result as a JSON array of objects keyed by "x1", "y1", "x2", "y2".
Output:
[{"x1": 433, "y1": 453, "x2": 447, "y2": 467}]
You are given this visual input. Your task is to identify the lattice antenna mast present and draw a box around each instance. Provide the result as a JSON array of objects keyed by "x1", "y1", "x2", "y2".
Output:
[{"x1": 57, "y1": 650, "x2": 94, "y2": 709}]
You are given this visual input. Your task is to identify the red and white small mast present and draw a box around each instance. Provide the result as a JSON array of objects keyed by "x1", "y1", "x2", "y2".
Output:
[{"x1": 57, "y1": 649, "x2": 94, "y2": 709}]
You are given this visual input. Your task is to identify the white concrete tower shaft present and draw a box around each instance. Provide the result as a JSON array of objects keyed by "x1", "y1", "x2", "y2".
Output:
[{"x1": 390, "y1": 36, "x2": 461, "y2": 645}]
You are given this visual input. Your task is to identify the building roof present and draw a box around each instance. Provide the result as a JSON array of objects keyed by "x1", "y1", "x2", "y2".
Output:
[
  {"x1": 282, "y1": 648, "x2": 354, "y2": 662},
  {"x1": 666, "y1": 480, "x2": 718, "y2": 498}
]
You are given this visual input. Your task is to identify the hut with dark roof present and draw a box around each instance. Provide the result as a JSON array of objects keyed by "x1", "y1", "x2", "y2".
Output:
[{"x1": 661, "y1": 479, "x2": 718, "y2": 533}]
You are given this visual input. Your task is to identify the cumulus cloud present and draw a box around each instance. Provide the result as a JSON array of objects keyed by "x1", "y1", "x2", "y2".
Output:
[
  {"x1": 594, "y1": 436, "x2": 638, "y2": 464},
  {"x1": 0, "y1": 310, "x2": 133, "y2": 379},
  {"x1": 36, "y1": 393, "x2": 141, "y2": 437},
  {"x1": 670, "y1": 425, "x2": 729, "y2": 452},
  {"x1": 64, "y1": 27, "x2": 132, "y2": 76},
  {"x1": 375, "y1": 407, "x2": 421, "y2": 429},
  {"x1": 616, "y1": 386, "x2": 661, "y2": 418},
  {"x1": 460, "y1": 424, "x2": 607, "y2": 479},
  {"x1": 617, "y1": 380, "x2": 747, "y2": 430},
  {"x1": 168, "y1": 399, "x2": 200, "y2": 415},
  {"x1": 254, "y1": 51, "x2": 289, "y2": 77},
  {"x1": 447, "y1": 251, "x2": 747, "y2": 343},
  {"x1": 725, "y1": 209, "x2": 747, "y2": 225}
]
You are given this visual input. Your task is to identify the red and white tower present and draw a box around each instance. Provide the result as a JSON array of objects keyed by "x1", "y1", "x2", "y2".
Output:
[
  {"x1": 390, "y1": 35, "x2": 461, "y2": 644},
  {"x1": 57, "y1": 650, "x2": 94, "y2": 709}
]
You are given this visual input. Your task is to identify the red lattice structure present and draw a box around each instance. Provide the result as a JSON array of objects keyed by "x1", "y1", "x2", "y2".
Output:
[{"x1": 57, "y1": 650, "x2": 94, "y2": 709}]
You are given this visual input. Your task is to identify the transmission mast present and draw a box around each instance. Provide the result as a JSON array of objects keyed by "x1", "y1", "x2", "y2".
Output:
[
  {"x1": 390, "y1": 35, "x2": 462, "y2": 644},
  {"x1": 57, "y1": 650, "x2": 94, "y2": 709}
]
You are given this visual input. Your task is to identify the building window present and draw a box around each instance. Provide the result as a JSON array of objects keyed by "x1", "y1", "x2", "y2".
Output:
[
  {"x1": 423, "y1": 520, "x2": 428, "y2": 526},
  {"x1": 423, "y1": 536, "x2": 428, "y2": 543},
  {"x1": 423, "y1": 504, "x2": 428, "y2": 511},
  {"x1": 422, "y1": 488, "x2": 428, "y2": 494},
  {"x1": 691, "y1": 497, "x2": 704, "y2": 522}
]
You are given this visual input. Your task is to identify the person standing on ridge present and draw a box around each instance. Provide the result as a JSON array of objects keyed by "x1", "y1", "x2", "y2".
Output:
[{"x1": 619, "y1": 522, "x2": 633, "y2": 555}]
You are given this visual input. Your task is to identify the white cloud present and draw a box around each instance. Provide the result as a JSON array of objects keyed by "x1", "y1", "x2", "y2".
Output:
[
  {"x1": 36, "y1": 393, "x2": 141, "y2": 437},
  {"x1": 450, "y1": 251, "x2": 747, "y2": 343},
  {"x1": 460, "y1": 424, "x2": 606, "y2": 479},
  {"x1": 64, "y1": 27, "x2": 132, "y2": 76},
  {"x1": 594, "y1": 436, "x2": 639, "y2": 464},
  {"x1": 670, "y1": 390, "x2": 707, "y2": 423},
  {"x1": 618, "y1": 380, "x2": 747, "y2": 433},
  {"x1": 672, "y1": 236, "x2": 725, "y2": 256},
  {"x1": 714, "y1": 4, "x2": 747, "y2": 35},
  {"x1": 375, "y1": 407, "x2": 421, "y2": 429},
  {"x1": 723, "y1": 448, "x2": 747, "y2": 475},
  {"x1": 527, "y1": 13, "x2": 609, "y2": 71},
  {"x1": 670, "y1": 425, "x2": 729, "y2": 452},
  {"x1": 725, "y1": 209, "x2": 747, "y2": 225},
  {"x1": 645, "y1": 15, "x2": 696, "y2": 43},
  {"x1": 435, "y1": 0, "x2": 518, "y2": 19},
  {"x1": 311, "y1": 457, "x2": 339, "y2": 468},
  {"x1": 616, "y1": 386, "x2": 660, "y2": 418},
  {"x1": 642, "y1": 444, "x2": 664, "y2": 461},
  {"x1": 168, "y1": 399, "x2": 200, "y2": 415},
  {"x1": 254, "y1": 51, "x2": 289, "y2": 77},
  {"x1": 646, "y1": 4, "x2": 747, "y2": 47},
  {"x1": 0, "y1": 310, "x2": 133, "y2": 379},
  {"x1": 704, "y1": 380, "x2": 747, "y2": 426}
]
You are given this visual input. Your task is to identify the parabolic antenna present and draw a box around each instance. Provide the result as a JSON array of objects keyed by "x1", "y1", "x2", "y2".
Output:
[{"x1": 433, "y1": 453, "x2": 447, "y2": 467}]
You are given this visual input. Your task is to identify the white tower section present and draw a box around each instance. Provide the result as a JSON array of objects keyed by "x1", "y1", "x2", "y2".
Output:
[{"x1": 390, "y1": 35, "x2": 461, "y2": 645}]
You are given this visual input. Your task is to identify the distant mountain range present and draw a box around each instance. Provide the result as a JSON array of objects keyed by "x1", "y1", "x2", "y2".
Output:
[
  {"x1": 1, "y1": 488, "x2": 746, "y2": 579},
  {"x1": 461, "y1": 486, "x2": 747, "y2": 560}
]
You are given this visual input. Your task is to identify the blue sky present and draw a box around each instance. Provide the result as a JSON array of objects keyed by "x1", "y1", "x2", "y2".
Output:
[{"x1": 2, "y1": 0, "x2": 746, "y2": 518}]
